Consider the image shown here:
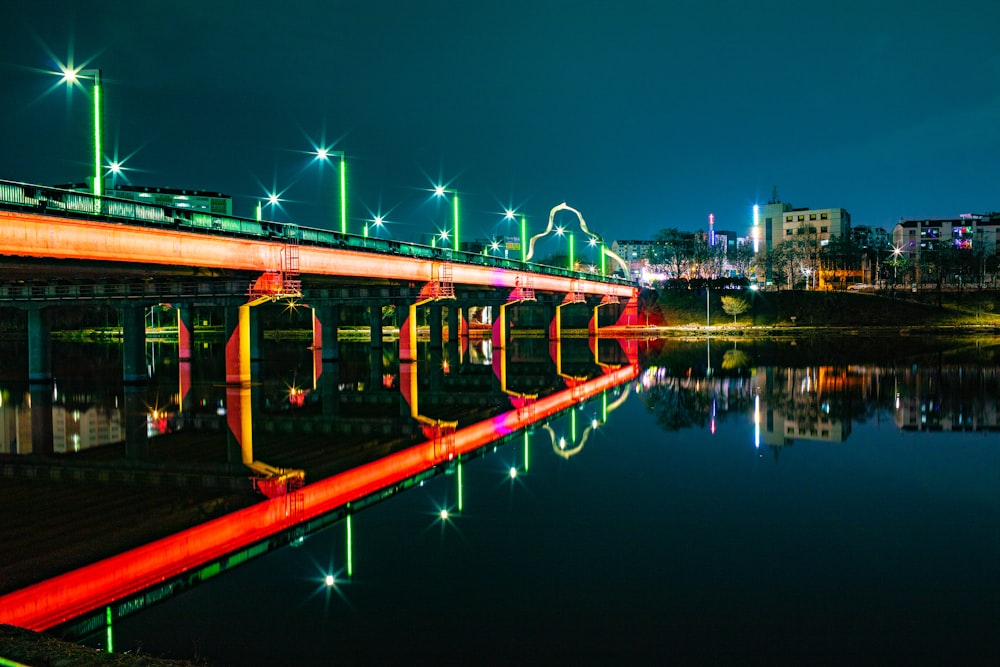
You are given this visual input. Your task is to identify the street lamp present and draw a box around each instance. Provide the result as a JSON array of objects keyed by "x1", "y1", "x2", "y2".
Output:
[
  {"x1": 504, "y1": 208, "x2": 529, "y2": 263},
  {"x1": 257, "y1": 192, "x2": 281, "y2": 221},
  {"x1": 371, "y1": 215, "x2": 385, "y2": 238},
  {"x1": 314, "y1": 148, "x2": 347, "y2": 234},
  {"x1": 434, "y1": 185, "x2": 460, "y2": 253},
  {"x1": 59, "y1": 67, "x2": 103, "y2": 199}
]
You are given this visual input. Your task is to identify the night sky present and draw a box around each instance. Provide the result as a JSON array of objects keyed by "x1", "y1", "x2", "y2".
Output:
[{"x1": 1, "y1": 0, "x2": 998, "y2": 244}]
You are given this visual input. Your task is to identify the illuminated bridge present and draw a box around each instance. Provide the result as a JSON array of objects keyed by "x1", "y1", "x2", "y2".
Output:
[{"x1": 0, "y1": 179, "x2": 636, "y2": 353}]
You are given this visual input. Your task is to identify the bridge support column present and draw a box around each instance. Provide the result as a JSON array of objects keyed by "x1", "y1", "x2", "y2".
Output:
[
  {"x1": 313, "y1": 306, "x2": 340, "y2": 362},
  {"x1": 176, "y1": 305, "x2": 193, "y2": 361},
  {"x1": 27, "y1": 308, "x2": 54, "y2": 454},
  {"x1": 121, "y1": 305, "x2": 149, "y2": 459},
  {"x1": 548, "y1": 303, "x2": 561, "y2": 341},
  {"x1": 27, "y1": 308, "x2": 51, "y2": 384},
  {"x1": 446, "y1": 305, "x2": 461, "y2": 370},
  {"x1": 446, "y1": 305, "x2": 460, "y2": 339},
  {"x1": 248, "y1": 306, "x2": 264, "y2": 362},
  {"x1": 370, "y1": 305, "x2": 383, "y2": 349},
  {"x1": 121, "y1": 305, "x2": 147, "y2": 384},
  {"x1": 492, "y1": 301, "x2": 512, "y2": 350},
  {"x1": 224, "y1": 305, "x2": 252, "y2": 465},
  {"x1": 429, "y1": 305, "x2": 443, "y2": 350}
]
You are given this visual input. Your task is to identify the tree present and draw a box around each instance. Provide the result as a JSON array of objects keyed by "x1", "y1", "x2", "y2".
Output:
[{"x1": 720, "y1": 295, "x2": 750, "y2": 324}]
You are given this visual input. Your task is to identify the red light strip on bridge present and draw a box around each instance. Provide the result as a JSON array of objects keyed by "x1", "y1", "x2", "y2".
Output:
[{"x1": 0, "y1": 364, "x2": 636, "y2": 631}]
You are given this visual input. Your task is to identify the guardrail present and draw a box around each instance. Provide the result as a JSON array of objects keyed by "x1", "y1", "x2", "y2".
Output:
[{"x1": 0, "y1": 179, "x2": 632, "y2": 286}]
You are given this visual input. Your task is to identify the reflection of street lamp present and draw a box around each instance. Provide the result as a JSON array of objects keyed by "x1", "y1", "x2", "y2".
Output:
[
  {"x1": 434, "y1": 185, "x2": 460, "y2": 252},
  {"x1": 314, "y1": 148, "x2": 347, "y2": 234},
  {"x1": 59, "y1": 67, "x2": 103, "y2": 198}
]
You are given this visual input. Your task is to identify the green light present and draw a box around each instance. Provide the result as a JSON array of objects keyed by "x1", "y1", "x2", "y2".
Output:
[
  {"x1": 93, "y1": 73, "x2": 103, "y2": 199},
  {"x1": 568, "y1": 233, "x2": 575, "y2": 271},
  {"x1": 105, "y1": 605, "x2": 113, "y2": 653},
  {"x1": 457, "y1": 460, "x2": 464, "y2": 512},
  {"x1": 602, "y1": 392, "x2": 608, "y2": 422},
  {"x1": 339, "y1": 154, "x2": 347, "y2": 235},
  {"x1": 520, "y1": 215, "x2": 527, "y2": 263},
  {"x1": 600, "y1": 242, "x2": 606, "y2": 276},
  {"x1": 363, "y1": 223, "x2": 369, "y2": 238},
  {"x1": 453, "y1": 193, "x2": 460, "y2": 253},
  {"x1": 524, "y1": 431, "x2": 530, "y2": 471},
  {"x1": 571, "y1": 409, "x2": 577, "y2": 441},
  {"x1": 346, "y1": 514, "x2": 353, "y2": 577},
  {"x1": 255, "y1": 202, "x2": 261, "y2": 221}
]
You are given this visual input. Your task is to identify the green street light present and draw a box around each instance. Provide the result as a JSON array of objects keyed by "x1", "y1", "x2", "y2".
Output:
[
  {"x1": 315, "y1": 148, "x2": 347, "y2": 234},
  {"x1": 59, "y1": 67, "x2": 103, "y2": 199},
  {"x1": 434, "y1": 185, "x2": 460, "y2": 252},
  {"x1": 504, "y1": 208, "x2": 529, "y2": 262}
]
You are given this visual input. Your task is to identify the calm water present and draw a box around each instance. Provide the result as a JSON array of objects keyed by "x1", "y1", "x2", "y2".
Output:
[{"x1": 3, "y1": 335, "x2": 999, "y2": 665}]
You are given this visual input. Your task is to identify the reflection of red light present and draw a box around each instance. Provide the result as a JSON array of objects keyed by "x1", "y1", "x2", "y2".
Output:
[
  {"x1": 0, "y1": 363, "x2": 637, "y2": 631},
  {"x1": 288, "y1": 388, "x2": 308, "y2": 407}
]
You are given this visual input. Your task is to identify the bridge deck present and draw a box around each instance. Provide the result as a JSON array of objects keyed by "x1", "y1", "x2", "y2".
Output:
[{"x1": 0, "y1": 209, "x2": 633, "y2": 299}]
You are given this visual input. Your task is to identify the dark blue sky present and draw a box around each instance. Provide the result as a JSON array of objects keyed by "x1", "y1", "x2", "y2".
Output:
[{"x1": 1, "y1": 0, "x2": 997, "y2": 243}]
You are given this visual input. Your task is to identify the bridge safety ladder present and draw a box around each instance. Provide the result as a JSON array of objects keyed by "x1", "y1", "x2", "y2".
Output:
[
  {"x1": 432, "y1": 262, "x2": 456, "y2": 299},
  {"x1": 566, "y1": 279, "x2": 585, "y2": 304},
  {"x1": 286, "y1": 475, "x2": 305, "y2": 521},
  {"x1": 511, "y1": 275, "x2": 536, "y2": 302}
]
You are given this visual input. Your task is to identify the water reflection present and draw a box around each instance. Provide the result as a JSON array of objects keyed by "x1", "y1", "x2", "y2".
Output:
[
  {"x1": 0, "y1": 332, "x2": 637, "y2": 631},
  {"x1": 637, "y1": 336, "x2": 1000, "y2": 452}
]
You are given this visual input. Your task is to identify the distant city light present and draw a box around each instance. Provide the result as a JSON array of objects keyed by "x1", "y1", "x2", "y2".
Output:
[{"x1": 324, "y1": 574, "x2": 335, "y2": 587}]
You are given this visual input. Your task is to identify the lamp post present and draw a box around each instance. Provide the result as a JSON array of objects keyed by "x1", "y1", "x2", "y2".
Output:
[
  {"x1": 59, "y1": 67, "x2": 104, "y2": 199},
  {"x1": 504, "y1": 209, "x2": 529, "y2": 263},
  {"x1": 314, "y1": 148, "x2": 347, "y2": 234},
  {"x1": 433, "y1": 186, "x2": 460, "y2": 253}
]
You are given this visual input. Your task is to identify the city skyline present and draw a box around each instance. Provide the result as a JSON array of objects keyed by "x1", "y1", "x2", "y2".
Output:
[{"x1": 1, "y1": 1, "x2": 998, "y2": 244}]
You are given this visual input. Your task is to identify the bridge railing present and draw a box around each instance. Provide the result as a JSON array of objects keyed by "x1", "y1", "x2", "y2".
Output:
[{"x1": 0, "y1": 179, "x2": 632, "y2": 286}]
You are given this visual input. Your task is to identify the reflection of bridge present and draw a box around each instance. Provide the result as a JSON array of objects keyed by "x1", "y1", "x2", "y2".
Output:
[
  {"x1": 1, "y1": 180, "x2": 639, "y2": 450},
  {"x1": 0, "y1": 362, "x2": 637, "y2": 632}
]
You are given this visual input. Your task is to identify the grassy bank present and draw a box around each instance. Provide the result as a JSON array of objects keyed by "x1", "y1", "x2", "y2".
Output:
[{"x1": 641, "y1": 288, "x2": 1000, "y2": 330}]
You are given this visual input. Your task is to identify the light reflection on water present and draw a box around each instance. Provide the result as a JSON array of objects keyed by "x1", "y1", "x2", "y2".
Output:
[{"x1": 2, "y1": 336, "x2": 998, "y2": 664}]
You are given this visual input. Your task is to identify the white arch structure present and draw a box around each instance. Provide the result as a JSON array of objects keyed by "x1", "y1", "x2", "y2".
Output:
[{"x1": 525, "y1": 202, "x2": 630, "y2": 277}]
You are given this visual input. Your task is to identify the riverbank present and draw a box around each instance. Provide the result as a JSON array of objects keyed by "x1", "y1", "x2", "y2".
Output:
[{"x1": 1, "y1": 624, "x2": 208, "y2": 666}]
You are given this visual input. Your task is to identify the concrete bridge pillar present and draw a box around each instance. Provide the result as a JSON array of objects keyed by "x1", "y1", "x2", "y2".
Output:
[
  {"x1": 248, "y1": 306, "x2": 264, "y2": 362},
  {"x1": 176, "y1": 304, "x2": 193, "y2": 361},
  {"x1": 545, "y1": 303, "x2": 559, "y2": 341},
  {"x1": 121, "y1": 305, "x2": 147, "y2": 384},
  {"x1": 429, "y1": 304, "x2": 443, "y2": 350},
  {"x1": 27, "y1": 308, "x2": 51, "y2": 383},
  {"x1": 447, "y1": 304, "x2": 459, "y2": 340},
  {"x1": 27, "y1": 308, "x2": 54, "y2": 454},
  {"x1": 313, "y1": 305, "x2": 340, "y2": 362}
]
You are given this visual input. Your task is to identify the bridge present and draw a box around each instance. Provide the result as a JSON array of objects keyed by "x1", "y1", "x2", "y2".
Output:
[{"x1": 0, "y1": 178, "x2": 637, "y2": 370}]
